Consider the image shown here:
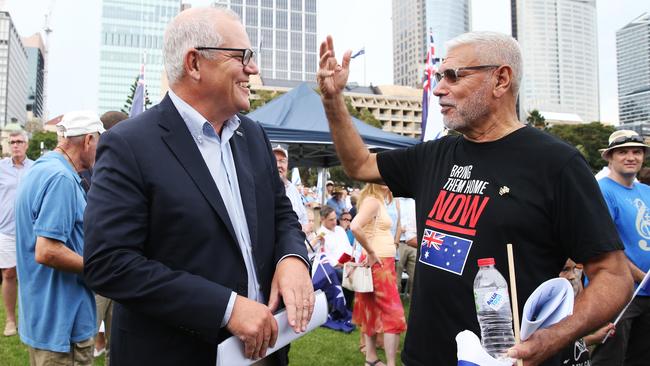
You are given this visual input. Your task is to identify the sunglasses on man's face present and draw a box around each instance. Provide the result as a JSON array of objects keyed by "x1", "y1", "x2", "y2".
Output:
[{"x1": 433, "y1": 64, "x2": 501, "y2": 83}]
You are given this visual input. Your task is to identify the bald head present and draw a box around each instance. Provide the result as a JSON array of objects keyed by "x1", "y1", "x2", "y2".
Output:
[
  {"x1": 100, "y1": 111, "x2": 128, "y2": 130},
  {"x1": 163, "y1": 7, "x2": 241, "y2": 85}
]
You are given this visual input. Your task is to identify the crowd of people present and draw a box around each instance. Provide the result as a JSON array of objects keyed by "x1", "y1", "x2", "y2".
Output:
[{"x1": 0, "y1": 6, "x2": 647, "y2": 366}]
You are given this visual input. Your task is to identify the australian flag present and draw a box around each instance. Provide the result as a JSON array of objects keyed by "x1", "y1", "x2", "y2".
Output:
[
  {"x1": 311, "y1": 253, "x2": 348, "y2": 319},
  {"x1": 419, "y1": 228, "x2": 473, "y2": 275}
]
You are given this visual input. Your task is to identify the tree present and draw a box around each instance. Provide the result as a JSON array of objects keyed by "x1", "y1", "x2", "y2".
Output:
[
  {"x1": 547, "y1": 122, "x2": 615, "y2": 172},
  {"x1": 246, "y1": 89, "x2": 283, "y2": 113},
  {"x1": 345, "y1": 98, "x2": 382, "y2": 128},
  {"x1": 121, "y1": 77, "x2": 152, "y2": 115},
  {"x1": 526, "y1": 109, "x2": 546, "y2": 129},
  {"x1": 27, "y1": 131, "x2": 58, "y2": 160},
  {"x1": 24, "y1": 117, "x2": 44, "y2": 134}
]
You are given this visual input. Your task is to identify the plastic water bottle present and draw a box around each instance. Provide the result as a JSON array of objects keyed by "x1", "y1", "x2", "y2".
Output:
[{"x1": 473, "y1": 257, "x2": 515, "y2": 360}]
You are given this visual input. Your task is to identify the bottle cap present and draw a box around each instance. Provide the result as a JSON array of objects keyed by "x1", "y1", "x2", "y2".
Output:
[{"x1": 477, "y1": 258, "x2": 495, "y2": 266}]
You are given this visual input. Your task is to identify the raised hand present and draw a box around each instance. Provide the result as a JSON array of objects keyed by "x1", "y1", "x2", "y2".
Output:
[{"x1": 317, "y1": 35, "x2": 352, "y2": 99}]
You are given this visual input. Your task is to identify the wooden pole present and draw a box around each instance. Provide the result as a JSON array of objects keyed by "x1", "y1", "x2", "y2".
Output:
[{"x1": 506, "y1": 243, "x2": 524, "y2": 366}]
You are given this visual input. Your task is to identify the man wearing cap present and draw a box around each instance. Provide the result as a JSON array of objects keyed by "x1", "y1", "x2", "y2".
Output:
[
  {"x1": 272, "y1": 144, "x2": 308, "y2": 228},
  {"x1": 14, "y1": 110, "x2": 104, "y2": 365},
  {"x1": 0, "y1": 130, "x2": 33, "y2": 337},
  {"x1": 326, "y1": 187, "x2": 347, "y2": 219},
  {"x1": 83, "y1": 7, "x2": 312, "y2": 366},
  {"x1": 591, "y1": 130, "x2": 650, "y2": 365}
]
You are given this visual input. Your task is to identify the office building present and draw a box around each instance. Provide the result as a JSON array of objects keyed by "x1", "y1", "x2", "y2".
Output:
[
  {"x1": 23, "y1": 33, "x2": 45, "y2": 119},
  {"x1": 392, "y1": 0, "x2": 470, "y2": 88},
  {"x1": 98, "y1": 0, "x2": 180, "y2": 114},
  {"x1": 616, "y1": 13, "x2": 650, "y2": 136},
  {"x1": 0, "y1": 11, "x2": 27, "y2": 127},
  {"x1": 212, "y1": 0, "x2": 318, "y2": 82},
  {"x1": 514, "y1": 0, "x2": 600, "y2": 123}
]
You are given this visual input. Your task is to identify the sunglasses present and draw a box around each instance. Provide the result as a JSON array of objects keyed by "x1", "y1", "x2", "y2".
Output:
[
  {"x1": 195, "y1": 47, "x2": 255, "y2": 66},
  {"x1": 434, "y1": 64, "x2": 501, "y2": 83},
  {"x1": 340, "y1": 218, "x2": 351, "y2": 222},
  {"x1": 9, "y1": 140, "x2": 26, "y2": 145},
  {"x1": 608, "y1": 135, "x2": 644, "y2": 148}
]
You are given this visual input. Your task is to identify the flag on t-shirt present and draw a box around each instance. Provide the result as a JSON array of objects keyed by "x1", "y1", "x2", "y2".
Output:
[
  {"x1": 419, "y1": 228, "x2": 473, "y2": 275},
  {"x1": 421, "y1": 30, "x2": 444, "y2": 142},
  {"x1": 130, "y1": 63, "x2": 146, "y2": 117}
]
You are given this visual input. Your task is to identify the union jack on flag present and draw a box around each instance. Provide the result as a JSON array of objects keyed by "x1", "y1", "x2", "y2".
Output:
[
  {"x1": 419, "y1": 228, "x2": 473, "y2": 275},
  {"x1": 421, "y1": 30, "x2": 444, "y2": 142}
]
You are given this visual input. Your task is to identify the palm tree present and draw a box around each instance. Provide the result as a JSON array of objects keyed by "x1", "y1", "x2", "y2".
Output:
[{"x1": 526, "y1": 109, "x2": 546, "y2": 129}]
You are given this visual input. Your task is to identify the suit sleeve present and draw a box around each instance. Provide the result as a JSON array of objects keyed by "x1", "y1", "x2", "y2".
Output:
[{"x1": 83, "y1": 130, "x2": 233, "y2": 343}]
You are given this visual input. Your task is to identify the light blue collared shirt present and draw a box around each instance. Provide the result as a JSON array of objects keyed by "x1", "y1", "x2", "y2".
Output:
[
  {"x1": 168, "y1": 90, "x2": 262, "y2": 327},
  {"x1": 0, "y1": 157, "x2": 34, "y2": 236}
]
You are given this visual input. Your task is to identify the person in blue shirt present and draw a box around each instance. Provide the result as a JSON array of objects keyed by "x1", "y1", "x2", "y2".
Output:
[
  {"x1": 592, "y1": 130, "x2": 650, "y2": 366},
  {"x1": 326, "y1": 187, "x2": 347, "y2": 218},
  {"x1": 14, "y1": 111, "x2": 104, "y2": 365}
]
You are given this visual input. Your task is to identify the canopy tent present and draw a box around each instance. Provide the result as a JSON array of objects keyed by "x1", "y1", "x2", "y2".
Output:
[{"x1": 247, "y1": 83, "x2": 419, "y2": 167}]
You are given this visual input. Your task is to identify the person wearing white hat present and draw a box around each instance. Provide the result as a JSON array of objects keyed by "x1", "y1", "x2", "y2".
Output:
[
  {"x1": 592, "y1": 130, "x2": 650, "y2": 366},
  {"x1": 13, "y1": 110, "x2": 104, "y2": 365},
  {"x1": 272, "y1": 144, "x2": 308, "y2": 229}
]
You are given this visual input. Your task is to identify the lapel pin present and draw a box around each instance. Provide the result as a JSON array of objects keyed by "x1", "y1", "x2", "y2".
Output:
[
  {"x1": 235, "y1": 130, "x2": 243, "y2": 136},
  {"x1": 499, "y1": 186, "x2": 510, "y2": 196}
]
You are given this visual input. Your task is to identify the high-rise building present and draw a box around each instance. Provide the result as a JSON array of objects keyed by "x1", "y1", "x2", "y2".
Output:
[
  {"x1": 98, "y1": 0, "x2": 180, "y2": 114},
  {"x1": 392, "y1": 0, "x2": 470, "y2": 88},
  {"x1": 0, "y1": 10, "x2": 27, "y2": 127},
  {"x1": 212, "y1": 0, "x2": 318, "y2": 82},
  {"x1": 616, "y1": 13, "x2": 650, "y2": 136},
  {"x1": 514, "y1": 0, "x2": 600, "y2": 123},
  {"x1": 23, "y1": 33, "x2": 45, "y2": 119}
]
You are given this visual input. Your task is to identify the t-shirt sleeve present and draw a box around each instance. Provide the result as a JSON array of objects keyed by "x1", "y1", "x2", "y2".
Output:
[
  {"x1": 554, "y1": 154, "x2": 624, "y2": 263},
  {"x1": 33, "y1": 175, "x2": 79, "y2": 244},
  {"x1": 377, "y1": 143, "x2": 424, "y2": 198}
]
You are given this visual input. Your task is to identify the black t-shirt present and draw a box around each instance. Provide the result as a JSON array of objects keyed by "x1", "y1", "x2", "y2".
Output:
[
  {"x1": 377, "y1": 126, "x2": 622, "y2": 366},
  {"x1": 560, "y1": 339, "x2": 591, "y2": 366}
]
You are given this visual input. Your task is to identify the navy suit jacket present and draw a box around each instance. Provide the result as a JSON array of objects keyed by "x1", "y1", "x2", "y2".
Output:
[{"x1": 83, "y1": 95, "x2": 308, "y2": 366}]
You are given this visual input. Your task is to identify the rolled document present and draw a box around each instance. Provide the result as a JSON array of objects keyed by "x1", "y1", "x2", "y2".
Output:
[
  {"x1": 216, "y1": 290, "x2": 328, "y2": 366},
  {"x1": 520, "y1": 277, "x2": 574, "y2": 341}
]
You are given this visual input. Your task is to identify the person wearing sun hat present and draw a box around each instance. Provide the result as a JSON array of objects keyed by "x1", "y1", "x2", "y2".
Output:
[
  {"x1": 592, "y1": 130, "x2": 650, "y2": 366},
  {"x1": 13, "y1": 110, "x2": 104, "y2": 365},
  {"x1": 272, "y1": 143, "x2": 308, "y2": 228}
]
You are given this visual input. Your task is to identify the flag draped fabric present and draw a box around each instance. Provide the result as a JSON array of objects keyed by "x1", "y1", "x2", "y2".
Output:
[
  {"x1": 421, "y1": 31, "x2": 444, "y2": 141},
  {"x1": 130, "y1": 63, "x2": 146, "y2": 117},
  {"x1": 311, "y1": 252, "x2": 354, "y2": 333}
]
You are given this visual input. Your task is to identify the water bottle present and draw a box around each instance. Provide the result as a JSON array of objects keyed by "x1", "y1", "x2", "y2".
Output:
[{"x1": 473, "y1": 258, "x2": 515, "y2": 360}]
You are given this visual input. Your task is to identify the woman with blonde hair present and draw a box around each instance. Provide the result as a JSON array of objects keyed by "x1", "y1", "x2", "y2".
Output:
[{"x1": 350, "y1": 183, "x2": 407, "y2": 366}]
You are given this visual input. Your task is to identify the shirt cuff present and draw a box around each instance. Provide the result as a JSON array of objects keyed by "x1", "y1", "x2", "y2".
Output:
[
  {"x1": 276, "y1": 254, "x2": 310, "y2": 269},
  {"x1": 220, "y1": 291, "x2": 237, "y2": 328}
]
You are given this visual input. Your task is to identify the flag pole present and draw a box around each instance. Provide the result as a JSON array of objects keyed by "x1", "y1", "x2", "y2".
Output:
[{"x1": 507, "y1": 243, "x2": 524, "y2": 366}]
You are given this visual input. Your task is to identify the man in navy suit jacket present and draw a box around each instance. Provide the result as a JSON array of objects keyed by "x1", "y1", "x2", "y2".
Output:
[{"x1": 83, "y1": 7, "x2": 314, "y2": 366}]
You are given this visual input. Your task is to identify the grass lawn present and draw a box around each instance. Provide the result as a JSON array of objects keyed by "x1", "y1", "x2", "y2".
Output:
[{"x1": 0, "y1": 291, "x2": 408, "y2": 366}]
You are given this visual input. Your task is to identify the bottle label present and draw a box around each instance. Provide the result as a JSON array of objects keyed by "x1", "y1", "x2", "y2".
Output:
[{"x1": 483, "y1": 289, "x2": 508, "y2": 311}]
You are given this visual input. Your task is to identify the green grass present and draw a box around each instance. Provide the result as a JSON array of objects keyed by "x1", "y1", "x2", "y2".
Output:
[{"x1": 0, "y1": 291, "x2": 408, "y2": 366}]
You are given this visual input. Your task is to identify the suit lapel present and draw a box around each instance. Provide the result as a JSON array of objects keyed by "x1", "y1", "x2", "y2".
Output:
[
  {"x1": 229, "y1": 121, "x2": 258, "y2": 250},
  {"x1": 157, "y1": 96, "x2": 238, "y2": 244}
]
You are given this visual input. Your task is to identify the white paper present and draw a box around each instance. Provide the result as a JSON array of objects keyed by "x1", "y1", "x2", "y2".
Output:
[
  {"x1": 520, "y1": 277, "x2": 574, "y2": 341},
  {"x1": 216, "y1": 290, "x2": 328, "y2": 366},
  {"x1": 455, "y1": 330, "x2": 513, "y2": 366}
]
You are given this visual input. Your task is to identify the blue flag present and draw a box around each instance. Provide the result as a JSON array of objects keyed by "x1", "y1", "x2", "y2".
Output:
[
  {"x1": 351, "y1": 48, "x2": 365, "y2": 59},
  {"x1": 419, "y1": 228, "x2": 473, "y2": 275},
  {"x1": 130, "y1": 64, "x2": 146, "y2": 117}
]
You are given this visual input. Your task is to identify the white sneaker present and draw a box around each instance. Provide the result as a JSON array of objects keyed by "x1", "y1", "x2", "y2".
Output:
[{"x1": 93, "y1": 347, "x2": 106, "y2": 357}]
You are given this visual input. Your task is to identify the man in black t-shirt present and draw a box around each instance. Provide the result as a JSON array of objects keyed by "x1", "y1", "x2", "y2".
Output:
[{"x1": 316, "y1": 31, "x2": 633, "y2": 366}]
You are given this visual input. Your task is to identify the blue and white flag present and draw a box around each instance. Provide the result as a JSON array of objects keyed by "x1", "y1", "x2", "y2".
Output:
[
  {"x1": 351, "y1": 47, "x2": 365, "y2": 59},
  {"x1": 421, "y1": 30, "x2": 444, "y2": 141},
  {"x1": 291, "y1": 167, "x2": 301, "y2": 186},
  {"x1": 419, "y1": 228, "x2": 473, "y2": 275},
  {"x1": 311, "y1": 253, "x2": 348, "y2": 318},
  {"x1": 130, "y1": 63, "x2": 146, "y2": 117}
]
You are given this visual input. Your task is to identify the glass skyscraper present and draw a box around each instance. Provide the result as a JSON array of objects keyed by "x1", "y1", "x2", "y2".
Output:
[
  {"x1": 514, "y1": 0, "x2": 600, "y2": 123},
  {"x1": 98, "y1": 0, "x2": 180, "y2": 114},
  {"x1": 23, "y1": 33, "x2": 45, "y2": 119},
  {"x1": 392, "y1": 0, "x2": 469, "y2": 88},
  {"x1": 0, "y1": 11, "x2": 27, "y2": 127},
  {"x1": 212, "y1": 0, "x2": 318, "y2": 82},
  {"x1": 616, "y1": 13, "x2": 650, "y2": 135}
]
